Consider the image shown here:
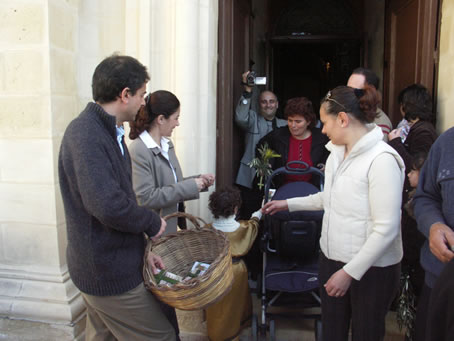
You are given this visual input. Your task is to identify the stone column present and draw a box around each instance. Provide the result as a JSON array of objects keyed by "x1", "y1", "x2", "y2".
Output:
[
  {"x1": 0, "y1": 0, "x2": 85, "y2": 339},
  {"x1": 437, "y1": 0, "x2": 454, "y2": 131},
  {"x1": 146, "y1": 0, "x2": 219, "y2": 220},
  {"x1": 0, "y1": 0, "x2": 219, "y2": 339}
]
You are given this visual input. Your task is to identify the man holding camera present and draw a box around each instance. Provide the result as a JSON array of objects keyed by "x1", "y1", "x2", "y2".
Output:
[{"x1": 235, "y1": 70, "x2": 287, "y2": 218}]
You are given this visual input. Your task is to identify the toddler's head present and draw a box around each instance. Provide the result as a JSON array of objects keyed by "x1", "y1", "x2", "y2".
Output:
[
  {"x1": 408, "y1": 152, "x2": 427, "y2": 188},
  {"x1": 208, "y1": 187, "x2": 242, "y2": 219}
]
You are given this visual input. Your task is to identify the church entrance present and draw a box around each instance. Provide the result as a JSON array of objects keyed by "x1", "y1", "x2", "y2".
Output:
[{"x1": 216, "y1": 0, "x2": 441, "y2": 188}]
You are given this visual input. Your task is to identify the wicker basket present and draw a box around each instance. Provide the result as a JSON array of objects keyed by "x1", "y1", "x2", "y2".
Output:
[{"x1": 143, "y1": 212, "x2": 233, "y2": 311}]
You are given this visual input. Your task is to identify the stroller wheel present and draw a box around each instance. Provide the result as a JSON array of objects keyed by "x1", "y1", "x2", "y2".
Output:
[
  {"x1": 315, "y1": 319, "x2": 322, "y2": 341},
  {"x1": 269, "y1": 319, "x2": 276, "y2": 341},
  {"x1": 252, "y1": 314, "x2": 259, "y2": 341}
]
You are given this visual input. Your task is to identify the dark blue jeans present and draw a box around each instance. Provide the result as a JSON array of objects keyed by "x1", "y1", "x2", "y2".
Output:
[{"x1": 319, "y1": 253, "x2": 401, "y2": 341}]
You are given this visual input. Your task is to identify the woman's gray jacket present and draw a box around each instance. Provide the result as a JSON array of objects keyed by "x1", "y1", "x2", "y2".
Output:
[{"x1": 129, "y1": 137, "x2": 199, "y2": 234}]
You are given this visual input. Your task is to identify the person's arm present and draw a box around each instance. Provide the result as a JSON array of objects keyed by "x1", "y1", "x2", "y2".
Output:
[
  {"x1": 414, "y1": 144, "x2": 454, "y2": 263},
  {"x1": 130, "y1": 144, "x2": 200, "y2": 209},
  {"x1": 413, "y1": 146, "x2": 446, "y2": 237},
  {"x1": 287, "y1": 192, "x2": 324, "y2": 211},
  {"x1": 60, "y1": 131, "x2": 162, "y2": 237},
  {"x1": 234, "y1": 71, "x2": 257, "y2": 130},
  {"x1": 389, "y1": 127, "x2": 435, "y2": 171},
  {"x1": 343, "y1": 153, "x2": 404, "y2": 280}
]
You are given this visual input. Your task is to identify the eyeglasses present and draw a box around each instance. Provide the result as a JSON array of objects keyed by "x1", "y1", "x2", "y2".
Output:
[{"x1": 324, "y1": 90, "x2": 347, "y2": 111}]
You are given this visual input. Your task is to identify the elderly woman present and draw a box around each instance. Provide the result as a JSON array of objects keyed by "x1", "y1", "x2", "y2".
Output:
[
  {"x1": 255, "y1": 96, "x2": 329, "y2": 188},
  {"x1": 128, "y1": 90, "x2": 215, "y2": 234}
]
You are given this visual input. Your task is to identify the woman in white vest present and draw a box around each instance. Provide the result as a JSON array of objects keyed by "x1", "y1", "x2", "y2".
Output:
[{"x1": 262, "y1": 85, "x2": 405, "y2": 341}]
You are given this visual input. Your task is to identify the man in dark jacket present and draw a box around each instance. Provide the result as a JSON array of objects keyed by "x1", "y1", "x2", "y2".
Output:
[
  {"x1": 413, "y1": 126, "x2": 454, "y2": 341},
  {"x1": 58, "y1": 55, "x2": 175, "y2": 340}
]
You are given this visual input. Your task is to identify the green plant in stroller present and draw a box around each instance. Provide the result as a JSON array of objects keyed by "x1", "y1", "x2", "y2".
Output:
[{"x1": 248, "y1": 143, "x2": 281, "y2": 190}]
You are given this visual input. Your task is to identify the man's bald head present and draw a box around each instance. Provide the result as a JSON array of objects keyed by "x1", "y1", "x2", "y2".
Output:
[
  {"x1": 259, "y1": 91, "x2": 278, "y2": 120},
  {"x1": 347, "y1": 67, "x2": 379, "y2": 90}
]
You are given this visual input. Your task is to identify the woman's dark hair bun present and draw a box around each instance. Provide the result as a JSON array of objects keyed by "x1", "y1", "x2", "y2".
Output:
[
  {"x1": 322, "y1": 85, "x2": 381, "y2": 124},
  {"x1": 358, "y1": 85, "x2": 380, "y2": 123},
  {"x1": 129, "y1": 90, "x2": 180, "y2": 140},
  {"x1": 354, "y1": 88, "x2": 365, "y2": 99}
]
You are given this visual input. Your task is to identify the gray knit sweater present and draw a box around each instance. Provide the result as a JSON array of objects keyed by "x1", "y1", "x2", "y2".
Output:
[{"x1": 58, "y1": 102, "x2": 161, "y2": 296}]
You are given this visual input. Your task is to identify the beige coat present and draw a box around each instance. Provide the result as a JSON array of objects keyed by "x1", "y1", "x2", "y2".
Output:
[{"x1": 129, "y1": 137, "x2": 199, "y2": 234}]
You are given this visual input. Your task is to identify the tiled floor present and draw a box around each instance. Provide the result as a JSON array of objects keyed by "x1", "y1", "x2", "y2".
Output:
[{"x1": 177, "y1": 293, "x2": 406, "y2": 341}]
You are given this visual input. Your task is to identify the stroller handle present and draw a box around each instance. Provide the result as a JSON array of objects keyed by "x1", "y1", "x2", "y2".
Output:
[{"x1": 264, "y1": 161, "x2": 325, "y2": 203}]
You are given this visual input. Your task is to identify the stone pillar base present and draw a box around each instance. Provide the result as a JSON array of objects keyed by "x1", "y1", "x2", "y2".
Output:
[{"x1": 0, "y1": 315, "x2": 85, "y2": 341}]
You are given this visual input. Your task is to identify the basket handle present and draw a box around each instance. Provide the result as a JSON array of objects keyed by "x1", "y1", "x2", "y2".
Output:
[{"x1": 163, "y1": 212, "x2": 208, "y2": 230}]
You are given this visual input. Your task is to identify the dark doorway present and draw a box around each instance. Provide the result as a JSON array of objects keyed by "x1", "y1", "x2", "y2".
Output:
[
  {"x1": 216, "y1": 0, "x2": 440, "y2": 189},
  {"x1": 383, "y1": 0, "x2": 441, "y2": 126},
  {"x1": 271, "y1": 40, "x2": 361, "y2": 118}
]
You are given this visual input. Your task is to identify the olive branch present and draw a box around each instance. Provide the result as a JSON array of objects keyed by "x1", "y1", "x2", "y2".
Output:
[
  {"x1": 396, "y1": 271, "x2": 416, "y2": 340},
  {"x1": 248, "y1": 143, "x2": 281, "y2": 190}
]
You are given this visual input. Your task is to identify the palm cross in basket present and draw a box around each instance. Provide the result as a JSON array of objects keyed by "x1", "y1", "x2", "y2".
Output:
[{"x1": 248, "y1": 142, "x2": 281, "y2": 190}]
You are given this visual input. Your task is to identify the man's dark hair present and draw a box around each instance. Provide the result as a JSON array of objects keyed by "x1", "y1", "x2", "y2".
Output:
[
  {"x1": 352, "y1": 67, "x2": 379, "y2": 90},
  {"x1": 92, "y1": 54, "x2": 150, "y2": 104},
  {"x1": 398, "y1": 84, "x2": 434, "y2": 122}
]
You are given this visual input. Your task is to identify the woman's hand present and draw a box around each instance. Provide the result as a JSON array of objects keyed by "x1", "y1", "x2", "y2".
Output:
[
  {"x1": 262, "y1": 200, "x2": 288, "y2": 215},
  {"x1": 147, "y1": 251, "x2": 165, "y2": 275},
  {"x1": 324, "y1": 269, "x2": 353, "y2": 297},
  {"x1": 195, "y1": 174, "x2": 215, "y2": 191},
  {"x1": 388, "y1": 128, "x2": 401, "y2": 141},
  {"x1": 200, "y1": 173, "x2": 215, "y2": 187},
  {"x1": 195, "y1": 177, "x2": 207, "y2": 191}
]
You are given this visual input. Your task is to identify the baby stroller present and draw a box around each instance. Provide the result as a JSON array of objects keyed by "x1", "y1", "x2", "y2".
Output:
[{"x1": 252, "y1": 161, "x2": 324, "y2": 341}]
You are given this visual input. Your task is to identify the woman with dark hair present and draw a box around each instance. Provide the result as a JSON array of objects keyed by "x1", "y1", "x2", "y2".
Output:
[
  {"x1": 255, "y1": 96, "x2": 329, "y2": 188},
  {"x1": 388, "y1": 84, "x2": 438, "y2": 312},
  {"x1": 205, "y1": 186, "x2": 261, "y2": 341},
  {"x1": 129, "y1": 90, "x2": 214, "y2": 234},
  {"x1": 263, "y1": 85, "x2": 405, "y2": 341},
  {"x1": 389, "y1": 84, "x2": 437, "y2": 171},
  {"x1": 129, "y1": 91, "x2": 214, "y2": 340}
]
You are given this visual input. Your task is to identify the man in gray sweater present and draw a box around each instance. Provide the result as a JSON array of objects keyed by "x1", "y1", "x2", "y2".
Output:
[
  {"x1": 413, "y1": 127, "x2": 454, "y2": 341},
  {"x1": 58, "y1": 55, "x2": 175, "y2": 340}
]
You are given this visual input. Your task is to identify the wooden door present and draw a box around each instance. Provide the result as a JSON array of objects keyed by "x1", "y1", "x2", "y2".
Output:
[
  {"x1": 383, "y1": 0, "x2": 440, "y2": 126},
  {"x1": 216, "y1": 0, "x2": 252, "y2": 188}
]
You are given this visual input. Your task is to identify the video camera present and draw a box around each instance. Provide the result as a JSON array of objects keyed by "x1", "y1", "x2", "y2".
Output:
[{"x1": 246, "y1": 71, "x2": 267, "y2": 86}]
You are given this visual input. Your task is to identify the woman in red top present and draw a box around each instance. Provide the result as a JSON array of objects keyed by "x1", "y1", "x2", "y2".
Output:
[{"x1": 255, "y1": 97, "x2": 329, "y2": 188}]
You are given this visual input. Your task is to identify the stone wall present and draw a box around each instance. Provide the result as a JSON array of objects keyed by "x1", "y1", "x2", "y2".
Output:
[
  {"x1": 437, "y1": 0, "x2": 454, "y2": 132},
  {"x1": 0, "y1": 0, "x2": 218, "y2": 339}
]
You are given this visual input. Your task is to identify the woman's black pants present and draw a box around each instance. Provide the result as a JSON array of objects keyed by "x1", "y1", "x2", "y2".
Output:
[{"x1": 319, "y1": 253, "x2": 401, "y2": 341}]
